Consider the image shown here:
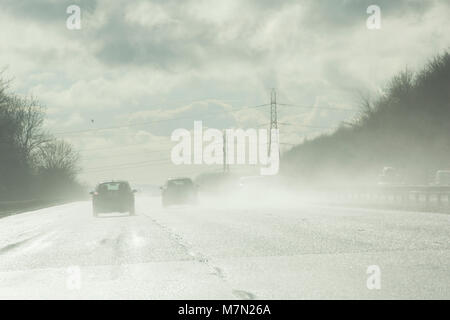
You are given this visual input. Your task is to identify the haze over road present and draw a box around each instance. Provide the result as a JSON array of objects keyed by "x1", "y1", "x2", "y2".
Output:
[{"x1": 0, "y1": 196, "x2": 448, "y2": 299}]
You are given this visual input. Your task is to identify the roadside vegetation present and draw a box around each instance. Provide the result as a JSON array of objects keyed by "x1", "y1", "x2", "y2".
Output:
[
  {"x1": 0, "y1": 74, "x2": 84, "y2": 202},
  {"x1": 282, "y1": 52, "x2": 450, "y2": 186}
]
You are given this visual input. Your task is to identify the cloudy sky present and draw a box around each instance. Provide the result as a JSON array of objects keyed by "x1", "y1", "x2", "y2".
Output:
[{"x1": 1, "y1": 0, "x2": 449, "y2": 185}]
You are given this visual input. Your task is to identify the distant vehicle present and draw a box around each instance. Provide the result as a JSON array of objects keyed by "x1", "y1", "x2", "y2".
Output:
[
  {"x1": 90, "y1": 181, "x2": 136, "y2": 217},
  {"x1": 161, "y1": 177, "x2": 197, "y2": 207},
  {"x1": 434, "y1": 170, "x2": 450, "y2": 186},
  {"x1": 378, "y1": 167, "x2": 402, "y2": 186}
]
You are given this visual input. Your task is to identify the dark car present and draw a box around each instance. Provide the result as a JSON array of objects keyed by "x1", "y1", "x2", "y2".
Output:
[
  {"x1": 91, "y1": 181, "x2": 136, "y2": 217},
  {"x1": 161, "y1": 177, "x2": 197, "y2": 207}
]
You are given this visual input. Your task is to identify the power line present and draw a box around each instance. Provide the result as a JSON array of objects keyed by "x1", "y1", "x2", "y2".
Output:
[
  {"x1": 79, "y1": 123, "x2": 342, "y2": 169},
  {"x1": 54, "y1": 103, "x2": 270, "y2": 136},
  {"x1": 76, "y1": 123, "x2": 334, "y2": 155},
  {"x1": 73, "y1": 98, "x2": 356, "y2": 173},
  {"x1": 278, "y1": 103, "x2": 359, "y2": 112},
  {"x1": 279, "y1": 142, "x2": 297, "y2": 146},
  {"x1": 258, "y1": 121, "x2": 336, "y2": 130},
  {"x1": 78, "y1": 140, "x2": 174, "y2": 152},
  {"x1": 83, "y1": 160, "x2": 222, "y2": 175},
  {"x1": 277, "y1": 122, "x2": 337, "y2": 129},
  {"x1": 83, "y1": 158, "x2": 171, "y2": 172},
  {"x1": 55, "y1": 102, "x2": 354, "y2": 137},
  {"x1": 80, "y1": 149, "x2": 168, "y2": 160}
]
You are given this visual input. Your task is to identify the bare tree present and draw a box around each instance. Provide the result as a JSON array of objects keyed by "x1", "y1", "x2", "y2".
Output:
[
  {"x1": 8, "y1": 95, "x2": 50, "y2": 162},
  {"x1": 36, "y1": 140, "x2": 80, "y2": 179},
  {"x1": 1, "y1": 73, "x2": 83, "y2": 200}
]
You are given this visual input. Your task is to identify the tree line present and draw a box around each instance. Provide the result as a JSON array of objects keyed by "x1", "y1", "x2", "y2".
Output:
[
  {"x1": 0, "y1": 74, "x2": 83, "y2": 201},
  {"x1": 282, "y1": 52, "x2": 450, "y2": 186}
]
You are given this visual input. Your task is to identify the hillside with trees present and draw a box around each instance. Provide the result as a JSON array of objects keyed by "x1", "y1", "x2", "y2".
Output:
[
  {"x1": 282, "y1": 52, "x2": 450, "y2": 187},
  {"x1": 0, "y1": 75, "x2": 83, "y2": 202}
]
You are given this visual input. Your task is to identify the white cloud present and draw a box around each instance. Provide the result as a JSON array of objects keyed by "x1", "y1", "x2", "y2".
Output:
[
  {"x1": 1, "y1": 0, "x2": 449, "y2": 183},
  {"x1": 124, "y1": 1, "x2": 176, "y2": 28}
]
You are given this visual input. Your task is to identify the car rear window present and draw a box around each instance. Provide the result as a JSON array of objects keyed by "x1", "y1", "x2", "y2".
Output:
[{"x1": 98, "y1": 183, "x2": 128, "y2": 192}]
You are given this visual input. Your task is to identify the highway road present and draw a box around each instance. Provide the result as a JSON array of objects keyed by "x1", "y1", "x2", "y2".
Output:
[{"x1": 0, "y1": 195, "x2": 448, "y2": 299}]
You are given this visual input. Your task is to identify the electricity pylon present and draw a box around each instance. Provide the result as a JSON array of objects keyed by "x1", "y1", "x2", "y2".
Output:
[
  {"x1": 268, "y1": 88, "x2": 278, "y2": 157},
  {"x1": 223, "y1": 130, "x2": 229, "y2": 173}
]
